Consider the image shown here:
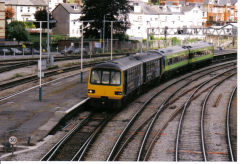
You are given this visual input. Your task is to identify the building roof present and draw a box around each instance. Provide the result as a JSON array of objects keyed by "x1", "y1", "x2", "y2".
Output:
[
  {"x1": 132, "y1": 3, "x2": 184, "y2": 15},
  {"x1": 230, "y1": 0, "x2": 237, "y2": 5},
  {"x1": 181, "y1": 5, "x2": 195, "y2": 12},
  {"x1": 204, "y1": 0, "x2": 236, "y2": 5},
  {"x1": 5, "y1": 0, "x2": 47, "y2": 6},
  {"x1": 60, "y1": 3, "x2": 82, "y2": 14}
]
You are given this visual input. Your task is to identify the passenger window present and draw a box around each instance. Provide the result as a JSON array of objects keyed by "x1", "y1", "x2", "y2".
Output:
[
  {"x1": 91, "y1": 70, "x2": 101, "y2": 84},
  {"x1": 111, "y1": 71, "x2": 121, "y2": 85},
  {"x1": 102, "y1": 71, "x2": 110, "y2": 84}
]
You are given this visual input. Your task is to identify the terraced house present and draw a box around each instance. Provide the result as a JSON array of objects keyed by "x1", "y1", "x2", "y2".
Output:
[
  {"x1": 4, "y1": 0, "x2": 47, "y2": 21},
  {"x1": 203, "y1": 0, "x2": 238, "y2": 26}
]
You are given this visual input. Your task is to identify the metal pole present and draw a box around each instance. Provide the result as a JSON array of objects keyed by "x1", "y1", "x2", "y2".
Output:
[
  {"x1": 103, "y1": 15, "x2": 105, "y2": 54},
  {"x1": 164, "y1": 27, "x2": 167, "y2": 48},
  {"x1": 111, "y1": 21, "x2": 113, "y2": 60},
  {"x1": 47, "y1": 0, "x2": 50, "y2": 60},
  {"x1": 147, "y1": 28, "x2": 149, "y2": 51},
  {"x1": 81, "y1": 22, "x2": 83, "y2": 83},
  {"x1": 39, "y1": 21, "x2": 42, "y2": 101}
]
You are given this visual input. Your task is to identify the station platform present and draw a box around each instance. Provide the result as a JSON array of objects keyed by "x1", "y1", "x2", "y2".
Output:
[{"x1": 0, "y1": 72, "x2": 88, "y2": 149}]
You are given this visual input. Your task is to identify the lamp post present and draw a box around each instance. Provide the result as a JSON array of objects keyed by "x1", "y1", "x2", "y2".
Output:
[
  {"x1": 78, "y1": 20, "x2": 94, "y2": 82},
  {"x1": 103, "y1": 15, "x2": 105, "y2": 54},
  {"x1": 39, "y1": 21, "x2": 43, "y2": 101},
  {"x1": 111, "y1": 21, "x2": 113, "y2": 60},
  {"x1": 103, "y1": 20, "x2": 121, "y2": 60},
  {"x1": 27, "y1": 20, "x2": 55, "y2": 101},
  {"x1": 47, "y1": 0, "x2": 50, "y2": 60}
]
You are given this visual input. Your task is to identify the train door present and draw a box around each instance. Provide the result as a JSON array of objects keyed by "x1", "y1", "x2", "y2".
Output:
[
  {"x1": 143, "y1": 63, "x2": 146, "y2": 84},
  {"x1": 159, "y1": 58, "x2": 163, "y2": 76},
  {"x1": 123, "y1": 71, "x2": 128, "y2": 95}
]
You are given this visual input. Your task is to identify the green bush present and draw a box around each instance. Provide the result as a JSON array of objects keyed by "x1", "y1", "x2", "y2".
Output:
[{"x1": 24, "y1": 22, "x2": 36, "y2": 28}]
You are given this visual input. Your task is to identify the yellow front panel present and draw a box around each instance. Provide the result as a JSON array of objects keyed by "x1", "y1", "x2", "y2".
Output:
[{"x1": 88, "y1": 71, "x2": 124, "y2": 100}]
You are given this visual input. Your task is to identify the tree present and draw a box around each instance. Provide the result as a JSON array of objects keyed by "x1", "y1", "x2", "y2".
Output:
[
  {"x1": 80, "y1": 0, "x2": 133, "y2": 39},
  {"x1": 5, "y1": 7, "x2": 15, "y2": 19},
  {"x1": 34, "y1": 9, "x2": 56, "y2": 29},
  {"x1": 6, "y1": 21, "x2": 29, "y2": 44}
]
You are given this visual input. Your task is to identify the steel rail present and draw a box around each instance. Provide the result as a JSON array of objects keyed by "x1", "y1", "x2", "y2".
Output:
[
  {"x1": 226, "y1": 85, "x2": 237, "y2": 162},
  {"x1": 175, "y1": 67, "x2": 236, "y2": 161},
  {"x1": 0, "y1": 61, "x2": 103, "y2": 91},
  {"x1": 142, "y1": 72, "x2": 235, "y2": 161},
  {"x1": 201, "y1": 73, "x2": 236, "y2": 161},
  {"x1": 136, "y1": 66, "x2": 236, "y2": 161},
  {"x1": 40, "y1": 113, "x2": 93, "y2": 161},
  {"x1": 72, "y1": 112, "x2": 117, "y2": 161},
  {"x1": 107, "y1": 61, "x2": 236, "y2": 161},
  {"x1": 114, "y1": 76, "x2": 222, "y2": 161}
]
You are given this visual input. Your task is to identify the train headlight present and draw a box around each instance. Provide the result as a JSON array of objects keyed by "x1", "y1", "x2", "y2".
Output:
[
  {"x1": 88, "y1": 89, "x2": 95, "y2": 93},
  {"x1": 115, "y1": 91, "x2": 122, "y2": 95}
]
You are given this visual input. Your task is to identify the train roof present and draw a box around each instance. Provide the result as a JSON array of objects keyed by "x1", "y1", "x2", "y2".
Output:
[
  {"x1": 92, "y1": 52, "x2": 162, "y2": 71},
  {"x1": 185, "y1": 41, "x2": 213, "y2": 50},
  {"x1": 153, "y1": 46, "x2": 188, "y2": 56}
]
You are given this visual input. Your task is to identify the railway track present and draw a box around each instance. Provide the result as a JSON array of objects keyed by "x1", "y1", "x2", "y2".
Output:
[
  {"x1": 105, "y1": 60, "x2": 236, "y2": 161},
  {"x1": 0, "y1": 51, "x2": 236, "y2": 92},
  {"x1": 200, "y1": 79, "x2": 237, "y2": 161},
  {"x1": 227, "y1": 86, "x2": 237, "y2": 161},
  {"x1": 41, "y1": 109, "x2": 118, "y2": 161},
  {"x1": 0, "y1": 61, "x2": 104, "y2": 92},
  {"x1": 0, "y1": 54, "x2": 129, "y2": 73},
  {"x1": 0, "y1": 50, "x2": 236, "y2": 74},
  {"x1": 175, "y1": 69, "x2": 236, "y2": 161}
]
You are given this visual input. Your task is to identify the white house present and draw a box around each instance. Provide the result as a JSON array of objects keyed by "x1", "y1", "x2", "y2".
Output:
[
  {"x1": 52, "y1": 3, "x2": 82, "y2": 37},
  {"x1": 43, "y1": 0, "x2": 64, "y2": 12},
  {"x1": 181, "y1": 5, "x2": 204, "y2": 27},
  {"x1": 5, "y1": 0, "x2": 47, "y2": 21},
  {"x1": 126, "y1": 3, "x2": 205, "y2": 39}
]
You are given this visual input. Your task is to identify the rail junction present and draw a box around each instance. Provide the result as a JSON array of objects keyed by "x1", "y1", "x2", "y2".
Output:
[{"x1": 0, "y1": 50, "x2": 237, "y2": 161}]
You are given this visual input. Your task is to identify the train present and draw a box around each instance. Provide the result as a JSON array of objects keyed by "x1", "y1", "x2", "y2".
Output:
[{"x1": 87, "y1": 41, "x2": 214, "y2": 108}]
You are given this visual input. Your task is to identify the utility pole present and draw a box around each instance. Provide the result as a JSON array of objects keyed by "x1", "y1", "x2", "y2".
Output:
[
  {"x1": 78, "y1": 20, "x2": 94, "y2": 82},
  {"x1": 47, "y1": 0, "x2": 50, "y2": 60},
  {"x1": 39, "y1": 21, "x2": 42, "y2": 101},
  {"x1": 104, "y1": 20, "x2": 121, "y2": 60},
  {"x1": 103, "y1": 15, "x2": 105, "y2": 54},
  {"x1": 111, "y1": 21, "x2": 113, "y2": 60}
]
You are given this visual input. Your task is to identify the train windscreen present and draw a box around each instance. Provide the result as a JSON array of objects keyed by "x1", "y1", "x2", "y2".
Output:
[{"x1": 90, "y1": 69, "x2": 121, "y2": 85}]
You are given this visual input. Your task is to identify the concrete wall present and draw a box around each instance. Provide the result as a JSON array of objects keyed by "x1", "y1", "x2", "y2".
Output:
[
  {"x1": 52, "y1": 5, "x2": 70, "y2": 36},
  {"x1": 0, "y1": 2, "x2": 5, "y2": 40}
]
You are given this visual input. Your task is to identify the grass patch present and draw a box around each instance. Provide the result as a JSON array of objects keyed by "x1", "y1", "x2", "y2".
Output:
[
  {"x1": 11, "y1": 73, "x2": 23, "y2": 80},
  {"x1": 47, "y1": 65, "x2": 59, "y2": 70},
  {"x1": 62, "y1": 62, "x2": 81, "y2": 67}
]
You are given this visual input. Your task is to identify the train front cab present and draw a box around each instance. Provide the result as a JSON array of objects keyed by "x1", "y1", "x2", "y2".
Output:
[{"x1": 88, "y1": 68, "x2": 124, "y2": 108}]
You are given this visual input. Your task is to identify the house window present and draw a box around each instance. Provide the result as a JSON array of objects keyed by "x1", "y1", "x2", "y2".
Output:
[
  {"x1": 20, "y1": 7, "x2": 23, "y2": 12},
  {"x1": 138, "y1": 16, "x2": 142, "y2": 21},
  {"x1": 28, "y1": 7, "x2": 30, "y2": 12}
]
